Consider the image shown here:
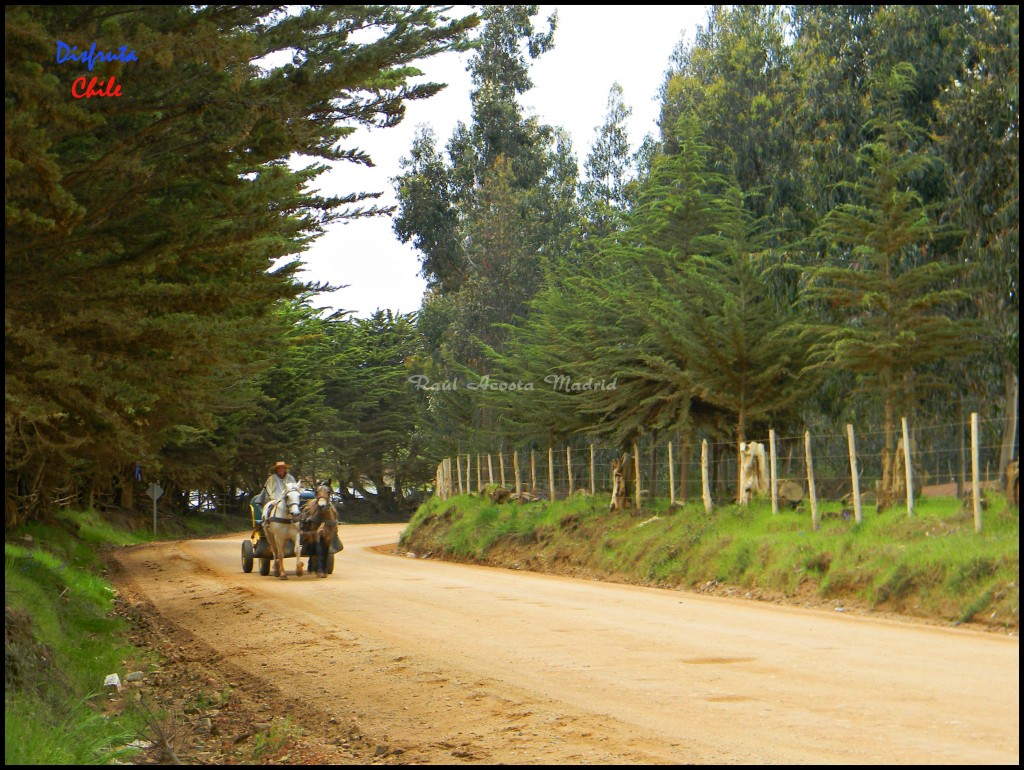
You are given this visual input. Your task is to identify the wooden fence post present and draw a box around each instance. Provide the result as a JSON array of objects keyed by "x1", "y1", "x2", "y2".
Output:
[
  {"x1": 633, "y1": 441, "x2": 642, "y2": 511},
  {"x1": 457, "y1": 455, "x2": 464, "y2": 495},
  {"x1": 805, "y1": 431, "x2": 819, "y2": 530},
  {"x1": 514, "y1": 451, "x2": 521, "y2": 494},
  {"x1": 958, "y1": 402, "x2": 967, "y2": 499},
  {"x1": 701, "y1": 439, "x2": 712, "y2": 515},
  {"x1": 566, "y1": 447, "x2": 574, "y2": 496},
  {"x1": 466, "y1": 454, "x2": 472, "y2": 494},
  {"x1": 531, "y1": 450, "x2": 537, "y2": 495},
  {"x1": 499, "y1": 452, "x2": 506, "y2": 488},
  {"x1": 738, "y1": 440, "x2": 746, "y2": 505},
  {"x1": 902, "y1": 416, "x2": 914, "y2": 518},
  {"x1": 548, "y1": 447, "x2": 555, "y2": 502},
  {"x1": 487, "y1": 455, "x2": 494, "y2": 486},
  {"x1": 476, "y1": 454, "x2": 482, "y2": 493},
  {"x1": 769, "y1": 429, "x2": 778, "y2": 515},
  {"x1": 971, "y1": 412, "x2": 982, "y2": 533},
  {"x1": 680, "y1": 438, "x2": 690, "y2": 504},
  {"x1": 590, "y1": 444, "x2": 596, "y2": 495},
  {"x1": 668, "y1": 441, "x2": 676, "y2": 508},
  {"x1": 846, "y1": 424, "x2": 863, "y2": 524}
]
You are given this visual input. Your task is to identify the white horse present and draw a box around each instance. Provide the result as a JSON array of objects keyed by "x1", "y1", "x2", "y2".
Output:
[{"x1": 262, "y1": 482, "x2": 305, "y2": 579}]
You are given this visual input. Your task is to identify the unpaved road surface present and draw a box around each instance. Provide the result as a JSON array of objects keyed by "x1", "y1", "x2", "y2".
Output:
[{"x1": 111, "y1": 523, "x2": 1019, "y2": 764}]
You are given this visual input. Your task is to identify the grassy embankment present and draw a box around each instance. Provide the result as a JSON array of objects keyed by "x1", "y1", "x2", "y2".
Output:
[
  {"x1": 401, "y1": 490, "x2": 1019, "y2": 631},
  {"x1": 5, "y1": 508, "x2": 245, "y2": 765}
]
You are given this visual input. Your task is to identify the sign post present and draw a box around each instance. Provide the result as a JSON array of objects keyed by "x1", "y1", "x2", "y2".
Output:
[{"x1": 146, "y1": 483, "x2": 164, "y2": 535}]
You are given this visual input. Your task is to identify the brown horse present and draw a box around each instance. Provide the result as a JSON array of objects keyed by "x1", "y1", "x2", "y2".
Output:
[{"x1": 301, "y1": 483, "x2": 338, "y2": 577}]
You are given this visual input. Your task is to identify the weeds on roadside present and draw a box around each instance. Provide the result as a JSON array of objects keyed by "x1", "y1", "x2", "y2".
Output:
[{"x1": 250, "y1": 716, "x2": 302, "y2": 761}]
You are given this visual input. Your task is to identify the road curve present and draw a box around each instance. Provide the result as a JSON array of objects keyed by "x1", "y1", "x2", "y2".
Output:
[{"x1": 112, "y1": 523, "x2": 1019, "y2": 764}]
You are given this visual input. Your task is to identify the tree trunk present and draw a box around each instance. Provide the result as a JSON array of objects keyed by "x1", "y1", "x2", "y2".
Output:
[
  {"x1": 608, "y1": 451, "x2": 634, "y2": 512},
  {"x1": 678, "y1": 431, "x2": 690, "y2": 504},
  {"x1": 119, "y1": 471, "x2": 134, "y2": 510},
  {"x1": 1005, "y1": 459, "x2": 1019, "y2": 510},
  {"x1": 999, "y1": 366, "x2": 1018, "y2": 476},
  {"x1": 878, "y1": 389, "x2": 896, "y2": 512}
]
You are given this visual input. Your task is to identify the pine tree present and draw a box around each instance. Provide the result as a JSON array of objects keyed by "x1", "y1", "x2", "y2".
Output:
[
  {"x1": 489, "y1": 114, "x2": 818, "y2": 467},
  {"x1": 806, "y1": 64, "x2": 976, "y2": 511},
  {"x1": 322, "y1": 311, "x2": 432, "y2": 514}
]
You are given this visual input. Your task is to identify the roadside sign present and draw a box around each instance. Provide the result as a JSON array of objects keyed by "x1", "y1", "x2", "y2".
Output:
[{"x1": 146, "y1": 483, "x2": 163, "y2": 534}]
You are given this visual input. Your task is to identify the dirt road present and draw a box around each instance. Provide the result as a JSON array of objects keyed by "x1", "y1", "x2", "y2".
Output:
[{"x1": 111, "y1": 523, "x2": 1019, "y2": 764}]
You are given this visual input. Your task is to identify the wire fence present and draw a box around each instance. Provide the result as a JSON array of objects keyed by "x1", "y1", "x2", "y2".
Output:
[{"x1": 435, "y1": 414, "x2": 1018, "y2": 530}]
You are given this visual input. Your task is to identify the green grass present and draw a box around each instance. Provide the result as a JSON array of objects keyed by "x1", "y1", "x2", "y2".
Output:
[
  {"x1": 4, "y1": 693, "x2": 140, "y2": 766},
  {"x1": 402, "y1": 490, "x2": 1019, "y2": 630},
  {"x1": 5, "y1": 506, "x2": 246, "y2": 765},
  {"x1": 5, "y1": 539, "x2": 148, "y2": 764}
]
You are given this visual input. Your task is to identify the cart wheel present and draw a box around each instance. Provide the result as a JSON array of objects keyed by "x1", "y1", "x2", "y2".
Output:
[
  {"x1": 241, "y1": 540, "x2": 254, "y2": 573},
  {"x1": 326, "y1": 551, "x2": 335, "y2": 575},
  {"x1": 259, "y1": 557, "x2": 271, "y2": 576}
]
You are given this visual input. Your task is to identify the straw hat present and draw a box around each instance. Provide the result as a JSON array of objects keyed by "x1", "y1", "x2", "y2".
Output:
[{"x1": 273, "y1": 461, "x2": 290, "y2": 471}]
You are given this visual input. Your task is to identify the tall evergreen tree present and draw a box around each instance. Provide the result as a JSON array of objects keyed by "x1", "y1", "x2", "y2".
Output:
[
  {"x1": 392, "y1": 5, "x2": 586, "y2": 453},
  {"x1": 322, "y1": 311, "x2": 432, "y2": 514},
  {"x1": 393, "y1": 5, "x2": 558, "y2": 296},
  {"x1": 580, "y1": 83, "x2": 637, "y2": 241},
  {"x1": 660, "y1": 6, "x2": 800, "y2": 234},
  {"x1": 805, "y1": 63, "x2": 976, "y2": 511},
  {"x1": 934, "y1": 4, "x2": 1019, "y2": 473},
  {"x1": 4, "y1": 5, "x2": 476, "y2": 524},
  {"x1": 489, "y1": 114, "x2": 818, "y2": 469}
]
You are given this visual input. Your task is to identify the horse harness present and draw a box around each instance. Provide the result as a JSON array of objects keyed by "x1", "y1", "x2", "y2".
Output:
[
  {"x1": 301, "y1": 509, "x2": 338, "y2": 531},
  {"x1": 263, "y1": 498, "x2": 301, "y2": 525}
]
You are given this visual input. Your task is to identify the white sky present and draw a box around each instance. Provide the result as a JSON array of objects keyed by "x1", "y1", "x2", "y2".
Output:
[{"x1": 297, "y1": 5, "x2": 710, "y2": 317}]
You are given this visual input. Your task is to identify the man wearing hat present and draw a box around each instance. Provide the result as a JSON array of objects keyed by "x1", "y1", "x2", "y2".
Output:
[{"x1": 261, "y1": 461, "x2": 296, "y2": 525}]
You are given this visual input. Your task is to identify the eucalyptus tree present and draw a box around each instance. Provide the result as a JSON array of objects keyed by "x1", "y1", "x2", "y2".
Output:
[
  {"x1": 394, "y1": 4, "x2": 558, "y2": 296},
  {"x1": 790, "y1": 4, "x2": 974, "y2": 234},
  {"x1": 934, "y1": 4, "x2": 1019, "y2": 473},
  {"x1": 580, "y1": 83, "x2": 638, "y2": 242},
  {"x1": 393, "y1": 5, "x2": 592, "y2": 452},
  {"x1": 659, "y1": 6, "x2": 801, "y2": 238}
]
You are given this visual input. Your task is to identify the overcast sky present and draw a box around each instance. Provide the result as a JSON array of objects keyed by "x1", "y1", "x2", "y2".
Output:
[{"x1": 295, "y1": 5, "x2": 710, "y2": 317}]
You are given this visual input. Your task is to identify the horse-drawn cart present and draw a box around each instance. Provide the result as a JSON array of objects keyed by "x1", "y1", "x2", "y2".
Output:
[{"x1": 242, "y1": 488, "x2": 343, "y2": 576}]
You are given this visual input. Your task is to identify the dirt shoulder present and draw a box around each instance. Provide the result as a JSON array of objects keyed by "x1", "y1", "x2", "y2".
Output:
[{"x1": 108, "y1": 554, "x2": 383, "y2": 765}]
